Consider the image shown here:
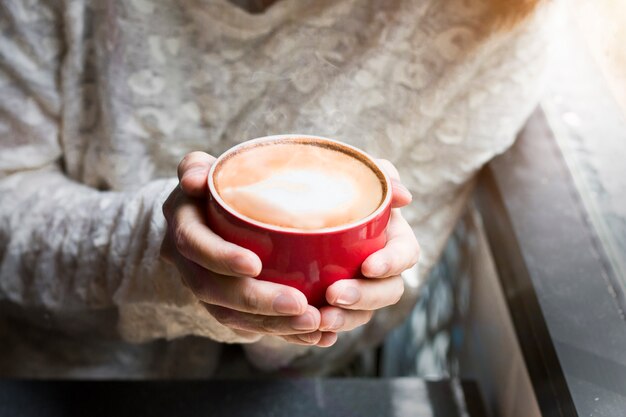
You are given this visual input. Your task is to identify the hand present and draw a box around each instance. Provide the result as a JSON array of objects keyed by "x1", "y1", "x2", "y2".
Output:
[
  {"x1": 318, "y1": 159, "x2": 420, "y2": 334},
  {"x1": 161, "y1": 152, "x2": 336, "y2": 347}
]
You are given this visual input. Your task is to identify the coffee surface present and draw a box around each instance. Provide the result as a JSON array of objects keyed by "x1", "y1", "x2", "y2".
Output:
[{"x1": 215, "y1": 142, "x2": 383, "y2": 230}]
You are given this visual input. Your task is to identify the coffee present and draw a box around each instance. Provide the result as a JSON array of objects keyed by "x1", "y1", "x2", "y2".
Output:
[
  {"x1": 214, "y1": 141, "x2": 384, "y2": 230},
  {"x1": 207, "y1": 135, "x2": 392, "y2": 306}
]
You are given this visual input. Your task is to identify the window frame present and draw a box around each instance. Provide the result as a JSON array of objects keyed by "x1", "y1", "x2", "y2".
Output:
[{"x1": 475, "y1": 108, "x2": 626, "y2": 417}]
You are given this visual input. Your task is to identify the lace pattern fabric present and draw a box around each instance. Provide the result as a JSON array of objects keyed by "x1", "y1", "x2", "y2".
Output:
[{"x1": 0, "y1": 0, "x2": 554, "y2": 376}]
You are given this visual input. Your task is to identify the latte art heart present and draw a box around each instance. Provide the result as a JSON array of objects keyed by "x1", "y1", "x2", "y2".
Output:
[
  {"x1": 221, "y1": 169, "x2": 359, "y2": 229},
  {"x1": 215, "y1": 142, "x2": 383, "y2": 230}
]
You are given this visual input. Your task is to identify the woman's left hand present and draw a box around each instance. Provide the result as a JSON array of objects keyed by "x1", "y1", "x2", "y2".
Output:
[{"x1": 318, "y1": 159, "x2": 420, "y2": 334}]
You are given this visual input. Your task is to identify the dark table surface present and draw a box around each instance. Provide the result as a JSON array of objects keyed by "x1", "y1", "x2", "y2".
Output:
[{"x1": 0, "y1": 378, "x2": 486, "y2": 417}]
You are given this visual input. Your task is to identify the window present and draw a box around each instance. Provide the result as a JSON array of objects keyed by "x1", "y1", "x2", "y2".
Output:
[{"x1": 542, "y1": 0, "x2": 626, "y2": 292}]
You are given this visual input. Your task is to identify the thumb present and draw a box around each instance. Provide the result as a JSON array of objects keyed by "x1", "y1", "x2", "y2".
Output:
[
  {"x1": 177, "y1": 151, "x2": 216, "y2": 197},
  {"x1": 376, "y1": 159, "x2": 412, "y2": 208},
  {"x1": 390, "y1": 177, "x2": 412, "y2": 208}
]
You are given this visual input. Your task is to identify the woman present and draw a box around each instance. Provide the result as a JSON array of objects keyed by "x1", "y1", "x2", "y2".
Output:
[{"x1": 0, "y1": 0, "x2": 552, "y2": 377}]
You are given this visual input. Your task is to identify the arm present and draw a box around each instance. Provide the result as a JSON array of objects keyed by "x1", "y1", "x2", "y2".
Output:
[{"x1": 0, "y1": 0, "x2": 254, "y2": 344}]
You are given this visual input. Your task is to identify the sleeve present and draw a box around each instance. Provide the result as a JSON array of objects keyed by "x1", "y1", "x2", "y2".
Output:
[{"x1": 0, "y1": 0, "x2": 259, "y2": 345}]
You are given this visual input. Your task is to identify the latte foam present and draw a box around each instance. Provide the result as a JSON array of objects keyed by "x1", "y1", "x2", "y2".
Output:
[{"x1": 215, "y1": 142, "x2": 383, "y2": 230}]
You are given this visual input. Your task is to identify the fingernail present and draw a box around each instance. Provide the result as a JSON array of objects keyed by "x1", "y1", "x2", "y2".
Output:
[
  {"x1": 328, "y1": 314, "x2": 345, "y2": 331},
  {"x1": 291, "y1": 312, "x2": 317, "y2": 331},
  {"x1": 297, "y1": 333, "x2": 317, "y2": 344},
  {"x1": 273, "y1": 294, "x2": 302, "y2": 315},
  {"x1": 231, "y1": 254, "x2": 258, "y2": 277},
  {"x1": 335, "y1": 287, "x2": 360, "y2": 306},
  {"x1": 391, "y1": 178, "x2": 411, "y2": 194},
  {"x1": 368, "y1": 261, "x2": 390, "y2": 277},
  {"x1": 392, "y1": 178, "x2": 411, "y2": 194}
]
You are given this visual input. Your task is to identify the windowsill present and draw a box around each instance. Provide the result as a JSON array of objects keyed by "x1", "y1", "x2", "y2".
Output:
[{"x1": 475, "y1": 108, "x2": 626, "y2": 416}]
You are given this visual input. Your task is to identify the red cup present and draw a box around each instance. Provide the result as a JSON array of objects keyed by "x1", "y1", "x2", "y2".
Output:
[{"x1": 206, "y1": 135, "x2": 392, "y2": 307}]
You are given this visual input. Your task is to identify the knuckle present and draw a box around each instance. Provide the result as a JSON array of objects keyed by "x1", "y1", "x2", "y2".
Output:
[
  {"x1": 386, "y1": 250, "x2": 406, "y2": 276},
  {"x1": 258, "y1": 315, "x2": 276, "y2": 334},
  {"x1": 392, "y1": 277, "x2": 405, "y2": 304},
  {"x1": 162, "y1": 197, "x2": 173, "y2": 220},
  {"x1": 406, "y1": 238, "x2": 421, "y2": 268},
  {"x1": 183, "y1": 274, "x2": 203, "y2": 297},
  {"x1": 309, "y1": 332, "x2": 323, "y2": 344},
  {"x1": 159, "y1": 236, "x2": 173, "y2": 263},
  {"x1": 172, "y1": 220, "x2": 191, "y2": 256},
  {"x1": 163, "y1": 190, "x2": 183, "y2": 221},
  {"x1": 190, "y1": 272, "x2": 221, "y2": 304},
  {"x1": 360, "y1": 310, "x2": 374, "y2": 326},
  {"x1": 215, "y1": 245, "x2": 237, "y2": 273},
  {"x1": 348, "y1": 311, "x2": 373, "y2": 331},
  {"x1": 241, "y1": 283, "x2": 261, "y2": 313},
  {"x1": 208, "y1": 305, "x2": 232, "y2": 325},
  {"x1": 283, "y1": 335, "x2": 307, "y2": 345},
  {"x1": 296, "y1": 332, "x2": 318, "y2": 344},
  {"x1": 179, "y1": 175, "x2": 196, "y2": 192},
  {"x1": 413, "y1": 240, "x2": 421, "y2": 264},
  {"x1": 177, "y1": 155, "x2": 192, "y2": 180}
]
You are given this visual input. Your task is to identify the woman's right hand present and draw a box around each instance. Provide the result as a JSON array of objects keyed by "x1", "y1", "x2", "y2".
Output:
[{"x1": 160, "y1": 152, "x2": 338, "y2": 347}]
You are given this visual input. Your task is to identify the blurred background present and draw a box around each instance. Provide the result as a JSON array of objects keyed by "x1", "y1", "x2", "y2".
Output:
[
  {"x1": 381, "y1": 1, "x2": 626, "y2": 416},
  {"x1": 1, "y1": 1, "x2": 625, "y2": 416}
]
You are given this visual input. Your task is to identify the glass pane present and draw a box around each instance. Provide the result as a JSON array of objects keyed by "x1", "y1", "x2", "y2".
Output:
[{"x1": 542, "y1": 2, "x2": 626, "y2": 290}]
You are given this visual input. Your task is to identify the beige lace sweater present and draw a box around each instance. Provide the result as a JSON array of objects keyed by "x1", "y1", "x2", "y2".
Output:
[{"x1": 0, "y1": 0, "x2": 554, "y2": 377}]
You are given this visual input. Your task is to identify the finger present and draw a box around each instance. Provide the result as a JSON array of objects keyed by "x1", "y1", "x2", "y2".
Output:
[
  {"x1": 179, "y1": 258, "x2": 309, "y2": 316},
  {"x1": 162, "y1": 186, "x2": 181, "y2": 220},
  {"x1": 376, "y1": 159, "x2": 412, "y2": 208},
  {"x1": 171, "y1": 196, "x2": 262, "y2": 277},
  {"x1": 316, "y1": 332, "x2": 338, "y2": 347},
  {"x1": 282, "y1": 332, "x2": 324, "y2": 346},
  {"x1": 205, "y1": 304, "x2": 321, "y2": 335},
  {"x1": 230, "y1": 328, "x2": 262, "y2": 341},
  {"x1": 282, "y1": 331, "x2": 336, "y2": 347},
  {"x1": 390, "y1": 178, "x2": 412, "y2": 208},
  {"x1": 319, "y1": 306, "x2": 374, "y2": 332},
  {"x1": 326, "y1": 275, "x2": 405, "y2": 311},
  {"x1": 361, "y1": 209, "x2": 420, "y2": 278},
  {"x1": 161, "y1": 187, "x2": 183, "y2": 263},
  {"x1": 159, "y1": 230, "x2": 175, "y2": 264},
  {"x1": 177, "y1": 151, "x2": 216, "y2": 197},
  {"x1": 376, "y1": 159, "x2": 400, "y2": 180}
]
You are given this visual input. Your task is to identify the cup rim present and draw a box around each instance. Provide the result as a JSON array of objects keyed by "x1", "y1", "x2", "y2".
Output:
[{"x1": 207, "y1": 134, "x2": 393, "y2": 235}]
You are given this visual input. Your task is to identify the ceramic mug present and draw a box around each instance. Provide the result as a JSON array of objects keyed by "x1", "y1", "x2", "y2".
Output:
[{"x1": 207, "y1": 135, "x2": 392, "y2": 307}]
